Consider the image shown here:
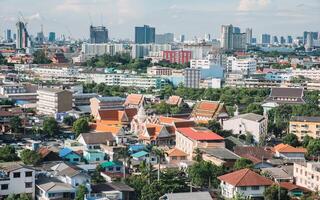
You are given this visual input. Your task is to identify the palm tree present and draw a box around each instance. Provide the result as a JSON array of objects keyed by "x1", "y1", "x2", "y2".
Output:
[
  {"x1": 152, "y1": 146, "x2": 168, "y2": 181},
  {"x1": 118, "y1": 146, "x2": 130, "y2": 181}
]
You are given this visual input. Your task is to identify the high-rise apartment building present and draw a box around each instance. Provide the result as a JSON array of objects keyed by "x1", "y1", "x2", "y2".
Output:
[
  {"x1": 184, "y1": 68, "x2": 200, "y2": 88},
  {"x1": 305, "y1": 32, "x2": 313, "y2": 51},
  {"x1": 233, "y1": 33, "x2": 246, "y2": 50},
  {"x1": 261, "y1": 34, "x2": 271, "y2": 44},
  {"x1": 272, "y1": 36, "x2": 279, "y2": 44},
  {"x1": 155, "y1": 33, "x2": 174, "y2": 44},
  {"x1": 90, "y1": 25, "x2": 108, "y2": 44},
  {"x1": 5, "y1": 29, "x2": 12, "y2": 42},
  {"x1": 135, "y1": 25, "x2": 155, "y2": 44},
  {"x1": 179, "y1": 34, "x2": 185, "y2": 43},
  {"x1": 37, "y1": 88, "x2": 73, "y2": 115},
  {"x1": 245, "y1": 28, "x2": 252, "y2": 44},
  {"x1": 233, "y1": 27, "x2": 241, "y2": 34},
  {"x1": 16, "y1": 21, "x2": 28, "y2": 49},
  {"x1": 49, "y1": 32, "x2": 56, "y2": 42},
  {"x1": 280, "y1": 36, "x2": 286, "y2": 44},
  {"x1": 289, "y1": 116, "x2": 320, "y2": 141},
  {"x1": 221, "y1": 25, "x2": 233, "y2": 50},
  {"x1": 287, "y1": 35, "x2": 293, "y2": 44},
  {"x1": 303, "y1": 31, "x2": 318, "y2": 44}
]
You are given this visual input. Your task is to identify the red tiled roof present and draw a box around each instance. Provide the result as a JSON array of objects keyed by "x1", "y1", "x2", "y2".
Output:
[
  {"x1": 279, "y1": 182, "x2": 310, "y2": 192},
  {"x1": 273, "y1": 143, "x2": 307, "y2": 153},
  {"x1": 218, "y1": 168, "x2": 273, "y2": 187},
  {"x1": 124, "y1": 108, "x2": 137, "y2": 121},
  {"x1": 166, "y1": 95, "x2": 182, "y2": 105},
  {"x1": 177, "y1": 127, "x2": 224, "y2": 141},
  {"x1": 159, "y1": 116, "x2": 184, "y2": 124},
  {"x1": 124, "y1": 94, "x2": 144, "y2": 106},
  {"x1": 167, "y1": 148, "x2": 188, "y2": 157}
]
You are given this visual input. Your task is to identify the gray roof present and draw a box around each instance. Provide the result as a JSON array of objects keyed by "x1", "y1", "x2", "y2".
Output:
[
  {"x1": 200, "y1": 147, "x2": 240, "y2": 160},
  {"x1": 291, "y1": 116, "x2": 320, "y2": 123},
  {"x1": 97, "y1": 96, "x2": 125, "y2": 102},
  {"x1": 0, "y1": 162, "x2": 34, "y2": 172},
  {"x1": 37, "y1": 177, "x2": 75, "y2": 192},
  {"x1": 161, "y1": 192, "x2": 212, "y2": 200},
  {"x1": 270, "y1": 88, "x2": 304, "y2": 97},
  {"x1": 230, "y1": 113, "x2": 265, "y2": 122},
  {"x1": 261, "y1": 166, "x2": 293, "y2": 180},
  {"x1": 78, "y1": 132, "x2": 115, "y2": 144}
]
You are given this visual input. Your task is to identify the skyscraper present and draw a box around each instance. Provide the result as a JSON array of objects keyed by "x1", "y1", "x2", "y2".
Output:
[
  {"x1": 261, "y1": 34, "x2": 271, "y2": 44},
  {"x1": 233, "y1": 33, "x2": 246, "y2": 50},
  {"x1": 245, "y1": 28, "x2": 252, "y2": 44},
  {"x1": 303, "y1": 31, "x2": 318, "y2": 44},
  {"x1": 179, "y1": 34, "x2": 185, "y2": 43},
  {"x1": 135, "y1": 25, "x2": 155, "y2": 44},
  {"x1": 280, "y1": 36, "x2": 286, "y2": 44},
  {"x1": 155, "y1": 33, "x2": 174, "y2": 44},
  {"x1": 272, "y1": 36, "x2": 279, "y2": 44},
  {"x1": 221, "y1": 25, "x2": 233, "y2": 50},
  {"x1": 5, "y1": 29, "x2": 12, "y2": 42},
  {"x1": 233, "y1": 27, "x2": 241, "y2": 34},
  {"x1": 16, "y1": 21, "x2": 28, "y2": 49},
  {"x1": 90, "y1": 25, "x2": 108, "y2": 44},
  {"x1": 287, "y1": 36, "x2": 293, "y2": 44},
  {"x1": 305, "y1": 32, "x2": 313, "y2": 51},
  {"x1": 49, "y1": 32, "x2": 56, "y2": 42}
]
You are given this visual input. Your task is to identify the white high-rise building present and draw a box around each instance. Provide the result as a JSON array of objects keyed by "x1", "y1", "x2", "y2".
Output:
[
  {"x1": 230, "y1": 57, "x2": 257, "y2": 75},
  {"x1": 221, "y1": 25, "x2": 233, "y2": 50},
  {"x1": 305, "y1": 32, "x2": 313, "y2": 51},
  {"x1": 246, "y1": 28, "x2": 252, "y2": 44}
]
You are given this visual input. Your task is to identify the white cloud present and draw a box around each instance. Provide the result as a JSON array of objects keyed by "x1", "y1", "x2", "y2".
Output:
[
  {"x1": 238, "y1": 0, "x2": 271, "y2": 11},
  {"x1": 27, "y1": 12, "x2": 42, "y2": 21}
]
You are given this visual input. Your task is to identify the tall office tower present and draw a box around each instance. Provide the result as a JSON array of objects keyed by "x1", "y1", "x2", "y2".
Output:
[
  {"x1": 13, "y1": 33, "x2": 16, "y2": 40},
  {"x1": 5, "y1": 29, "x2": 12, "y2": 42},
  {"x1": 90, "y1": 25, "x2": 108, "y2": 44},
  {"x1": 261, "y1": 34, "x2": 271, "y2": 44},
  {"x1": 155, "y1": 33, "x2": 174, "y2": 44},
  {"x1": 280, "y1": 36, "x2": 286, "y2": 44},
  {"x1": 252, "y1": 38, "x2": 257, "y2": 44},
  {"x1": 16, "y1": 21, "x2": 29, "y2": 49},
  {"x1": 204, "y1": 33, "x2": 211, "y2": 42},
  {"x1": 135, "y1": 25, "x2": 155, "y2": 44},
  {"x1": 49, "y1": 32, "x2": 56, "y2": 42},
  {"x1": 233, "y1": 33, "x2": 246, "y2": 50},
  {"x1": 272, "y1": 36, "x2": 278, "y2": 44},
  {"x1": 303, "y1": 31, "x2": 318, "y2": 44},
  {"x1": 221, "y1": 24, "x2": 233, "y2": 50},
  {"x1": 305, "y1": 32, "x2": 313, "y2": 51},
  {"x1": 245, "y1": 28, "x2": 252, "y2": 44},
  {"x1": 179, "y1": 34, "x2": 185, "y2": 43},
  {"x1": 36, "y1": 32, "x2": 44, "y2": 44},
  {"x1": 287, "y1": 36, "x2": 293, "y2": 44},
  {"x1": 233, "y1": 27, "x2": 241, "y2": 34}
]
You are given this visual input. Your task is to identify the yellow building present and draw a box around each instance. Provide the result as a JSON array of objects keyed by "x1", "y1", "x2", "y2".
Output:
[{"x1": 289, "y1": 116, "x2": 320, "y2": 141}]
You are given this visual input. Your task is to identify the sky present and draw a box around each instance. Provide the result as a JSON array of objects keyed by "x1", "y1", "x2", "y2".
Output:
[{"x1": 0, "y1": 0, "x2": 319, "y2": 40}]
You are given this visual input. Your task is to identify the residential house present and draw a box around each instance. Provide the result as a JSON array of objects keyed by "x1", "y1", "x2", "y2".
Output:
[
  {"x1": 83, "y1": 150, "x2": 106, "y2": 163},
  {"x1": 160, "y1": 192, "x2": 212, "y2": 200},
  {"x1": 87, "y1": 182, "x2": 134, "y2": 200},
  {"x1": 289, "y1": 116, "x2": 320, "y2": 141},
  {"x1": 0, "y1": 162, "x2": 35, "y2": 199},
  {"x1": 131, "y1": 150, "x2": 157, "y2": 166},
  {"x1": 100, "y1": 161, "x2": 124, "y2": 181},
  {"x1": 59, "y1": 148, "x2": 82, "y2": 163},
  {"x1": 201, "y1": 147, "x2": 240, "y2": 169},
  {"x1": 189, "y1": 100, "x2": 229, "y2": 123},
  {"x1": 139, "y1": 123, "x2": 175, "y2": 146},
  {"x1": 36, "y1": 178, "x2": 76, "y2": 200},
  {"x1": 273, "y1": 143, "x2": 306, "y2": 161},
  {"x1": 90, "y1": 96, "x2": 125, "y2": 118},
  {"x1": 293, "y1": 162, "x2": 320, "y2": 192},
  {"x1": 175, "y1": 126, "x2": 225, "y2": 159},
  {"x1": 166, "y1": 95, "x2": 183, "y2": 106},
  {"x1": 124, "y1": 94, "x2": 144, "y2": 108},
  {"x1": 166, "y1": 148, "x2": 188, "y2": 164},
  {"x1": 218, "y1": 168, "x2": 273, "y2": 199},
  {"x1": 234, "y1": 146, "x2": 274, "y2": 169},
  {"x1": 223, "y1": 113, "x2": 267, "y2": 143},
  {"x1": 279, "y1": 182, "x2": 310, "y2": 198},
  {"x1": 38, "y1": 147, "x2": 60, "y2": 162},
  {"x1": 261, "y1": 166, "x2": 294, "y2": 183},
  {"x1": 77, "y1": 132, "x2": 116, "y2": 150}
]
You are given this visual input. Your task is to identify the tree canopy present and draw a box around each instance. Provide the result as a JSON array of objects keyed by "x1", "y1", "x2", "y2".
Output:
[
  {"x1": 0, "y1": 145, "x2": 19, "y2": 162},
  {"x1": 20, "y1": 149, "x2": 41, "y2": 165},
  {"x1": 233, "y1": 158, "x2": 254, "y2": 170},
  {"x1": 32, "y1": 50, "x2": 52, "y2": 64},
  {"x1": 43, "y1": 117, "x2": 60, "y2": 136},
  {"x1": 264, "y1": 184, "x2": 290, "y2": 200},
  {"x1": 283, "y1": 133, "x2": 300, "y2": 147},
  {"x1": 9, "y1": 116, "x2": 22, "y2": 133},
  {"x1": 73, "y1": 117, "x2": 90, "y2": 136}
]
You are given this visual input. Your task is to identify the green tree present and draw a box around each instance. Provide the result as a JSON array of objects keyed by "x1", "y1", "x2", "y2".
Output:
[
  {"x1": 0, "y1": 53, "x2": 7, "y2": 65},
  {"x1": 118, "y1": 146, "x2": 131, "y2": 180},
  {"x1": 33, "y1": 50, "x2": 52, "y2": 64},
  {"x1": 152, "y1": 146, "x2": 168, "y2": 181},
  {"x1": 193, "y1": 148, "x2": 203, "y2": 162},
  {"x1": 9, "y1": 116, "x2": 22, "y2": 133},
  {"x1": 73, "y1": 118, "x2": 89, "y2": 136},
  {"x1": 264, "y1": 184, "x2": 290, "y2": 200},
  {"x1": 91, "y1": 165, "x2": 105, "y2": 184},
  {"x1": 245, "y1": 104, "x2": 263, "y2": 115},
  {"x1": 43, "y1": 117, "x2": 60, "y2": 136},
  {"x1": 233, "y1": 158, "x2": 253, "y2": 170},
  {"x1": 5, "y1": 193, "x2": 32, "y2": 200},
  {"x1": 188, "y1": 160, "x2": 224, "y2": 189},
  {"x1": 63, "y1": 116, "x2": 76, "y2": 126},
  {"x1": 307, "y1": 139, "x2": 320, "y2": 157},
  {"x1": 141, "y1": 181, "x2": 166, "y2": 200},
  {"x1": 283, "y1": 133, "x2": 300, "y2": 147},
  {"x1": 302, "y1": 135, "x2": 312, "y2": 148},
  {"x1": 20, "y1": 149, "x2": 41, "y2": 165},
  {"x1": 245, "y1": 133, "x2": 254, "y2": 144},
  {"x1": 206, "y1": 120, "x2": 221, "y2": 133},
  {"x1": 75, "y1": 185, "x2": 88, "y2": 200},
  {"x1": 232, "y1": 192, "x2": 252, "y2": 200},
  {"x1": 0, "y1": 145, "x2": 19, "y2": 162}
]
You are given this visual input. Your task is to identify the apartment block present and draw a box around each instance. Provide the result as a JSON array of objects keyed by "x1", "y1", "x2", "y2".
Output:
[
  {"x1": 294, "y1": 162, "x2": 320, "y2": 191},
  {"x1": 37, "y1": 88, "x2": 73, "y2": 115},
  {"x1": 289, "y1": 116, "x2": 320, "y2": 141}
]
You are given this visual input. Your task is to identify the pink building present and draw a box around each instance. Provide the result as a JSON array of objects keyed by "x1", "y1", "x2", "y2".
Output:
[{"x1": 162, "y1": 50, "x2": 192, "y2": 64}]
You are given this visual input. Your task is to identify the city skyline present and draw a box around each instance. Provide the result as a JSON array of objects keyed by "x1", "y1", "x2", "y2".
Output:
[{"x1": 0, "y1": 0, "x2": 319, "y2": 40}]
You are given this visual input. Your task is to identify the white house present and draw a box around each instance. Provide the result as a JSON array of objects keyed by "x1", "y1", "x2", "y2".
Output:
[
  {"x1": 0, "y1": 163, "x2": 35, "y2": 199},
  {"x1": 223, "y1": 113, "x2": 267, "y2": 143},
  {"x1": 77, "y1": 132, "x2": 116, "y2": 150},
  {"x1": 36, "y1": 181, "x2": 76, "y2": 200},
  {"x1": 218, "y1": 168, "x2": 273, "y2": 199}
]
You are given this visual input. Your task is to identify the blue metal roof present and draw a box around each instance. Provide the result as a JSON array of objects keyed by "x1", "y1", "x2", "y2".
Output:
[
  {"x1": 131, "y1": 151, "x2": 149, "y2": 158},
  {"x1": 59, "y1": 147, "x2": 73, "y2": 157}
]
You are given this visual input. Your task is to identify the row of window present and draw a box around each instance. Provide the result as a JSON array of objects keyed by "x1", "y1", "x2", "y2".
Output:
[
  {"x1": 240, "y1": 186, "x2": 260, "y2": 190},
  {"x1": 1, "y1": 182, "x2": 32, "y2": 190},
  {"x1": 12, "y1": 171, "x2": 33, "y2": 178}
]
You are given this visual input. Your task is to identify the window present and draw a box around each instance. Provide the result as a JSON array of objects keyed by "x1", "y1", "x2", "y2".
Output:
[
  {"x1": 25, "y1": 182, "x2": 32, "y2": 188},
  {"x1": 73, "y1": 158, "x2": 79, "y2": 162},
  {"x1": 240, "y1": 187, "x2": 247, "y2": 191},
  {"x1": 108, "y1": 167, "x2": 114, "y2": 171},
  {"x1": 172, "y1": 156, "x2": 177, "y2": 160},
  {"x1": 116, "y1": 167, "x2": 121, "y2": 171},
  {"x1": 25, "y1": 171, "x2": 33, "y2": 177},
  {"x1": 48, "y1": 193, "x2": 55, "y2": 197},
  {"x1": 251, "y1": 186, "x2": 259, "y2": 190},
  {"x1": 96, "y1": 158, "x2": 100, "y2": 161},
  {"x1": 1, "y1": 184, "x2": 8, "y2": 190},
  {"x1": 13, "y1": 172, "x2": 20, "y2": 178}
]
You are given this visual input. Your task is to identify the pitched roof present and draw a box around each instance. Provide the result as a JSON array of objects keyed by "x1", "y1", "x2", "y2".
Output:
[
  {"x1": 167, "y1": 148, "x2": 188, "y2": 157},
  {"x1": 78, "y1": 132, "x2": 115, "y2": 144},
  {"x1": 270, "y1": 88, "x2": 303, "y2": 97},
  {"x1": 100, "y1": 161, "x2": 122, "y2": 168},
  {"x1": 131, "y1": 150, "x2": 149, "y2": 158},
  {"x1": 201, "y1": 147, "x2": 240, "y2": 160},
  {"x1": 279, "y1": 182, "x2": 310, "y2": 192},
  {"x1": 162, "y1": 192, "x2": 212, "y2": 200},
  {"x1": 218, "y1": 168, "x2": 273, "y2": 187},
  {"x1": 59, "y1": 148, "x2": 75, "y2": 157},
  {"x1": 97, "y1": 108, "x2": 137, "y2": 122},
  {"x1": 0, "y1": 162, "x2": 32, "y2": 172},
  {"x1": 190, "y1": 100, "x2": 227, "y2": 120},
  {"x1": 234, "y1": 147, "x2": 273, "y2": 164},
  {"x1": 177, "y1": 127, "x2": 224, "y2": 141},
  {"x1": 290, "y1": 116, "x2": 320, "y2": 123},
  {"x1": 173, "y1": 120, "x2": 195, "y2": 128},
  {"x1": 166, "y1": 95, "x2": 183, "y2": 106},
  {"x1": 38, "y1": 181, "x2": 74, "y2": 192},
  {"x1": 273, "y1": 143, "x2": 307, "y2": 153},
  {"x1": 159, "y1": 116, "x2": 184, "y2": 124},
  {"x1": 124, "y1": 94, "x2": 144, "y2": 106},
  {"x1": 229, "y1": 113, "x2": 265, "y2": 122}
]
